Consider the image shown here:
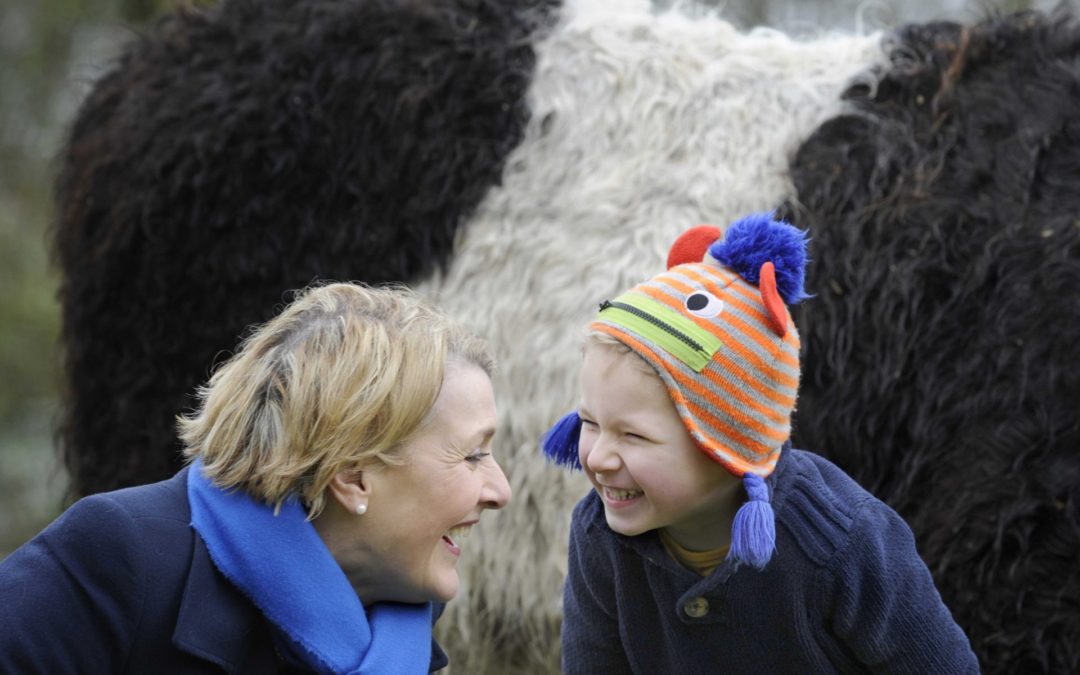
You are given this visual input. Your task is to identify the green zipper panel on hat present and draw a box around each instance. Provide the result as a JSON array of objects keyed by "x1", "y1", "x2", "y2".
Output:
[{"x1": 599, "y1": 293, "x2": 722, "y2": 372}]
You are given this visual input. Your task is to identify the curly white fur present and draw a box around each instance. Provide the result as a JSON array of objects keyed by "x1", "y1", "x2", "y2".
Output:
[{"x1": 418, "y1": 1, "x2": 885, "y2": 670}]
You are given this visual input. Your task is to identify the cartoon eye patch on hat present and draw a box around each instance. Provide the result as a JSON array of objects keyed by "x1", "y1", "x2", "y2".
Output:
[{"x1": 543, "y1": 212, "x2": 810, "y2": 569}]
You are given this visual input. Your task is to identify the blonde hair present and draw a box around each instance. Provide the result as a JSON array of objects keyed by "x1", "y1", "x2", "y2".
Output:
[
  {"x1": 178, "y1": 282, "x2": 493, "y2": 517},
  {"x1": 583, "y1": 329, "x2": 659, "y2": 378}
]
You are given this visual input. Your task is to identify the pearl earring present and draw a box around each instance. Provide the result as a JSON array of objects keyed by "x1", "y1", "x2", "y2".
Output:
[{"x1": 355, "y1": 503, "x2": 367, "y2": 516}]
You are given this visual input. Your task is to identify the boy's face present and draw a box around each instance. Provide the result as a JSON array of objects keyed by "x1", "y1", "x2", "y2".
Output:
[{"x1": 578, "y1": 344, "x2": 741, "y2": 550}]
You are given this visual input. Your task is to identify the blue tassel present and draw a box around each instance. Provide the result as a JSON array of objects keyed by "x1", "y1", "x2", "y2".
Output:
[
  {"x1": 541, "y1": 411, "x2": 583, "y2": 470},
  {"x1": 727, "y1": 473, "x2": 776, "y2": 570}
]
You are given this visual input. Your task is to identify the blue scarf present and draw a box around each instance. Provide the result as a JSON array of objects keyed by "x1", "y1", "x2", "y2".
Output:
[{"x1": 187, "y1": 458, "x2": 433, "y2": 674}]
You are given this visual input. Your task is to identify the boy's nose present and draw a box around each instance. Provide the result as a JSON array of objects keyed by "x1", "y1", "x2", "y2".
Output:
[{"x1": 584, "y1": 434, "x2": 622, "y2": 474}]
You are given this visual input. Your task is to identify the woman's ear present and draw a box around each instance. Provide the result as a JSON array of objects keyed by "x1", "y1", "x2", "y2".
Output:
[{"x1": 326, "y1": 468, "x2": 372, "y2": 515}]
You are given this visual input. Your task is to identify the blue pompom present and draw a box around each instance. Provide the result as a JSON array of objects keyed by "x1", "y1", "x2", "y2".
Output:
[
  {"x1": 709, "y1": 212, "x2": 810, "y2": 305},
  {"x1": 726, "y1": 473, "x2": 776, "y2": 570},
  {"x1": 541, "y1": 411, "x2": 583, "y2": 470}
]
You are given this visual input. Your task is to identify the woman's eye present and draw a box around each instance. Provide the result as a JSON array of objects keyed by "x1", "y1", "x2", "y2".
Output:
[
  {"x1": 465, "y1": 452, "x2": 491, "y2": 464},
  {"x1": 685, "y1": 291, "x2": 724, "y2": 318}
]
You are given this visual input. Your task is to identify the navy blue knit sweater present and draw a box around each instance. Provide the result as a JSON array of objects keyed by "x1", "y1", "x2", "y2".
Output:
[{"x1": 561, "y1": 447, "x2": 980, "y2": 674}]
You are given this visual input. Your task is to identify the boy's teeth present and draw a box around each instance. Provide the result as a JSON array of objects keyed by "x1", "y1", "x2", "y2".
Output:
[{"x1": 605, "y1": 487, "x2": 642, "y2": 501}]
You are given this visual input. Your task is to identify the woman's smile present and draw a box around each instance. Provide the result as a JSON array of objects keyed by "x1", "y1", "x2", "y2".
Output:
[{"x1": 442, "y1": 523, "x2": 475, "y2": 557}]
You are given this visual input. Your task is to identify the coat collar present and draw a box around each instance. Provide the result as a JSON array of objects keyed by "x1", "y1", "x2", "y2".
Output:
[
  {"x1": 167, "y1": 465, "x2": 448, "y2": 673},
  {"x1": 169, "y1": 467, "x2": 274, "y2": 672},
  {"x1": 602, "y1": 442, "x2": 795, "y2": 587}
]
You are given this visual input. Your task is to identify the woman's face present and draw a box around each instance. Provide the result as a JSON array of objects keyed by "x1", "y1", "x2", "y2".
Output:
[{"x1": 342, "y1": 361, "x2": 512, "y2": 604}]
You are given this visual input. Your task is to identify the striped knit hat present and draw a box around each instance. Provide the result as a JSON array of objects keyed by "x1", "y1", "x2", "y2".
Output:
[{"x1": 543, "y1": 213, "x2": 809, "y2": 569}]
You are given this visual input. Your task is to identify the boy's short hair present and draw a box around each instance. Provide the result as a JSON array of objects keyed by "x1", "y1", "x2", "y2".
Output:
[
  {"x1": 178, "y1": 282, "x2": 493, "y2": 517},
  {"x1": 583, "y1": 330, "x2": 657, "y2": 376}
]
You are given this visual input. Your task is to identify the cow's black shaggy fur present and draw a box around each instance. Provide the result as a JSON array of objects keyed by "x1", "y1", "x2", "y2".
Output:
[
  {"x1": 780, "y1": 9, "x2": 1080, "y2": 673},
  {"x1": 53, "y1": 0, "x2": 551, "y2": 497}
]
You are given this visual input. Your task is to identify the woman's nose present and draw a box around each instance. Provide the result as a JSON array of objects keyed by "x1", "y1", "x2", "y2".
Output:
[{"x1": 481, "y1": 458, "x2": 512, "y2": 509}]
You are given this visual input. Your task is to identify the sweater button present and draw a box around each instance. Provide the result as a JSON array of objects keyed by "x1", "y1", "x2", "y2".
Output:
[{"x1": 683, "y1": 597, "x2": 709, "y2": 618}]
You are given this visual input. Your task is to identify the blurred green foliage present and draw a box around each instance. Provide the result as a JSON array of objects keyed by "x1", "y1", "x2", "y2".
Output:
[
  {"x1": 1, "y1": 0, "x2": 175, "y2": 419},
  {"x1": 0, "y1": 0, "x2": 173, "y2": 556}
]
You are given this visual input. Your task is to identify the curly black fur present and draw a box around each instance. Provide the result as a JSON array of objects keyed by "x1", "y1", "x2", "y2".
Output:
[
  {"x1": 781, "y1": 9, "x2": 1080, "y2": 673},
  {"x1": 53, "y1": 0, "x2": 553, "y2": 497}
]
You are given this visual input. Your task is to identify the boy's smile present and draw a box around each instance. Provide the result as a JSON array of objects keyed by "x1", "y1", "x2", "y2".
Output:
[
  {"x1": 577, "y1": 343, "x2": 743, "y2": 551},
  {"x1": 600, "y1": 486, "x2": 644, "y2": 507}
]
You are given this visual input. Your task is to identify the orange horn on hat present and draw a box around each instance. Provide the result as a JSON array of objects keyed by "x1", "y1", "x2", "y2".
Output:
[
  {"x1": 667, "y1": 225, "x2": 722, "y2": 269},
  {"x1": 759, "y1": 261, "x2": 788, "y2": 337}
]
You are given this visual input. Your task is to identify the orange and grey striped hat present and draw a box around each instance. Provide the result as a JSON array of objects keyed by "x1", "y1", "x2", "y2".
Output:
[
  {"x1": 591, "y1": 213, "x2": 809, "y2": 478},
  {"x1": 542, "y1": 213, "x2": 809, "y2": 569}
]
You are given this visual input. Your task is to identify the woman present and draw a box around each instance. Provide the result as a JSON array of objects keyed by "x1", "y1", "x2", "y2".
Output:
[{"x1": 0, "y1": 282, "x2": 512, "y2": 673}]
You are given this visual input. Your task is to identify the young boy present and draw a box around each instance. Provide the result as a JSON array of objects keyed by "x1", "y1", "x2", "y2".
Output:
[{"x1": 543, "y1": 214, "x2": 979, "y2": 673}]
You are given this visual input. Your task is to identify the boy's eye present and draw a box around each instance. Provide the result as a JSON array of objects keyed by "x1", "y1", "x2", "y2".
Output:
[{"x1": 685, "y1": 291, "x2": 724, "y2": 318}]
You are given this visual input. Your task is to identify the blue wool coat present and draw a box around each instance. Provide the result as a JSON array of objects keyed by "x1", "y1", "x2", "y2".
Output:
[
  {"x1": 562, "y1": 447, "x2": 981, "y2": 674},
  {"x1": 0, "y1": 467, "x2": 448, "y2": 674}
]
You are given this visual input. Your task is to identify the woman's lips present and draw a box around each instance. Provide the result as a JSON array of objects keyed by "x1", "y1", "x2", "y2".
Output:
[
  {"x1": 441, "y1": 534, "x2": 461, "y2": 557},
  {"x1": 441, "y1": 523, "x2": 473, "y2": 557}
]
